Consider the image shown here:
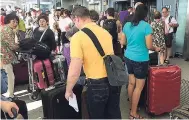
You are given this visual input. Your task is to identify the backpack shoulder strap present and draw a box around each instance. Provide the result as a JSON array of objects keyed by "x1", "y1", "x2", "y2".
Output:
[
  {"x1": 81, "y1": 28, "x2": 105, "y2": 57},
  {"x1": 169, "y1": 16, "x2": 173, "y2": 23}
]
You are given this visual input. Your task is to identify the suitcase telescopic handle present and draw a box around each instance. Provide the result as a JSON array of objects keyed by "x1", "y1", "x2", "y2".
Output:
[{"x1": 154, "y1": 64, "x2": 174, "y2": 67}]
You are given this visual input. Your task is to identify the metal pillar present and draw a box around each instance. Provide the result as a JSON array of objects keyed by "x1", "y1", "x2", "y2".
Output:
[
  {"x1": 183, "y1": 0, "x2": 189, "y2": 59},
  {"x1": 37, "y1": 0, "x2": 40, "y2": 8},
  {"x1": 131, "y1": 0, "x2": 135, "y2": 7}
]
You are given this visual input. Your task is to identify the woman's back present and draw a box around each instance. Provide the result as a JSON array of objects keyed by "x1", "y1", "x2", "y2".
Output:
[
  {"x1": 123, "y1": 20, "x2": 152, "y2": 62},
  {"x1": 151, "y1": 20, "x2": 165, "y2": 48}
]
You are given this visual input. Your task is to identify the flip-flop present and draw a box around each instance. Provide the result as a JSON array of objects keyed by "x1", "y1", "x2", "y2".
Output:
[{"x1": 129, "y1": 114, "x2": 144, "y2": 119}]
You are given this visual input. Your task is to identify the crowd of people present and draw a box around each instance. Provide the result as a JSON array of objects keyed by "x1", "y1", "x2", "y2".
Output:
[{"x1": 0, "y1": 2, "x2": 183, "y2": 119}]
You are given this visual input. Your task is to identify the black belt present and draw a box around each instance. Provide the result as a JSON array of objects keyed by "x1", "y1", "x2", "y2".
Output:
[{"x1": 86, "y1": 77, "x2": 109, "y2": 84}]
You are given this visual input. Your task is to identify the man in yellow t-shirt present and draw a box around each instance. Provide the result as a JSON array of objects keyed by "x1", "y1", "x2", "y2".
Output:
[{"x1": 65, "y1": 6, "x2": 121, "y2": 119}]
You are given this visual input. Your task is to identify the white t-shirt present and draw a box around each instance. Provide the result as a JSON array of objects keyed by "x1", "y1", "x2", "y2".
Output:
[
  {"x1": 59, "y1": 17, "x2": 73, "y2": 32},
  {"x1": 49, "y1": 14, "x2": 56, "y2": 30},
  {"x1": 163, "y1": 15, "x2": 178, "y2": 33}
]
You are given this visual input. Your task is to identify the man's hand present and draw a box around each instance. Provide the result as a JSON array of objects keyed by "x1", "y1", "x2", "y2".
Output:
[
  {"x1": 65, "y1": 90, "x2": 73, "y2": 101},
  {"x1": 168, "y1": 23, "x2": 174, "y2": 27},
  {"x1": 1, "y1": 101, "x2": 19, "y2": 118}
]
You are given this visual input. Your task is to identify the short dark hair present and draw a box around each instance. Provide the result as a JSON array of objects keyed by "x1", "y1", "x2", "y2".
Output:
[
  {"x1": 89, "y1": 10, "x2": 99, "y2": 22},
  {"x1": 27, "y1": 12, "x2": 31, "y2": 16},
  {"x1": 106, "y1": 8, "x2": 115, "y2": 17},
  {"x1": 72, "y1": 6, "x2": 90, "y2": 18},
  {"x1": 154, "y1": 11, "x2": 161, "y2": 19},
  {"x1": 162, "y1": 7, "x2": 169, "y2": 11},
  {"x1": 38, "y1": 14, "x2": 49, "y2": 22},
  {"x1": 4, "y1": 12, "x2": 19, "y2": 24}
]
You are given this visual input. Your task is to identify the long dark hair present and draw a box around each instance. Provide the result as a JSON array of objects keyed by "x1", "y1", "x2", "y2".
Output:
[{"x1": 131, "y1": 4, "x2": 148, "y2": 26}]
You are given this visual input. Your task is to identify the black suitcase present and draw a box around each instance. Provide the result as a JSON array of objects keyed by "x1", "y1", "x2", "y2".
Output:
[
  {"x1": 149, "y1": 51, "x2": 158, "y2": 66},
  {"x1": 41, "y1": 83, "x2": 83, "y2": 119},
  {"x1": 170, "y1": 105, "x2": 189, "y2": 119}
]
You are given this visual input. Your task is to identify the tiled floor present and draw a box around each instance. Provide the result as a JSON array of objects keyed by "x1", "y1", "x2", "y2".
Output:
[{"x1": 14, "y1": 58, "x2": 189, "y2": 119}]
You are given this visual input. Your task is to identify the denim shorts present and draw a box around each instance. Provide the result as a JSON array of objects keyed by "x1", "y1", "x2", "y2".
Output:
[{"x1": 125, "y1": 57, "x2": 149, "y2": 79}]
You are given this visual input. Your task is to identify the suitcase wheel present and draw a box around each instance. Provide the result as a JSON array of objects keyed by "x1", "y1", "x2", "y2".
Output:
[
  {"x1": 27, "y1": 85, "x2": 32, "y2": 93},
  {"x1": 29, "y1": 91, "x2": 41, "y2": 101}
]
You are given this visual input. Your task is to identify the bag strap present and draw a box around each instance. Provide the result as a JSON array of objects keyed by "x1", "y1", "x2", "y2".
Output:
[
  {"x1": 169, "y1": 16, "x2": 173, "y2": 23},
  {"x1": 82, "y1": 28, "x2": 105, "y2": 57},
  {"x1": 39, "y1": 28, "x2": 48, "y2": 42}
]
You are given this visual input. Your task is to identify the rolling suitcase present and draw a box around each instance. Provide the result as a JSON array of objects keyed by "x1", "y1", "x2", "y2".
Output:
[
  {"x1": 63, "y1": 43, "x2": 71, "y2": 67},
  {"x1": 33, "y1": 59, "x2": 55, "y2": 89},
  {"x1": 147, "y1": 65, "x2": 181, "y2": 115},
  {"x1": 52, "y1": 54, "x2": 68, "y2": 83},
  {"x1": 41, "y1": 83, "x2": 83, "y2": 119},
  {"x1": 13, "y1": 61, "x2": 29, "y2": 85},
  {"x1": 138, "y1": 51, "x2": 158, "y2": 108}
]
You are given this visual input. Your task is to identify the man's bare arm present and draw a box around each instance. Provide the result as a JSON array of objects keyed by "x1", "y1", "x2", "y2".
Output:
[{"x1": 66, "y1": 58, "x2": 83, "y2": 93}]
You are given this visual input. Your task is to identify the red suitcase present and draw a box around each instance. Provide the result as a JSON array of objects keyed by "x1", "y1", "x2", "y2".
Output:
[
  {"x1": 147, "y1": 65, "x2": 181, "y2": 115},
  {"x1": 33, "y1": 59, "x2": 55, "y2": 89}
]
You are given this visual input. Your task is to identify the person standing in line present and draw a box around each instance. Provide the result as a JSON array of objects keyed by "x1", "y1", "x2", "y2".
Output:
[
  {"x1": 49, "y1": 9, "x2": 57, "y2": 30},
  {"x1": 17, "y1": 11, "x2": 26, "y2": 41},
  {"x1": 121, "y1": 4, "x2": 160, "y2": 119},
  {"x1": 52, "y1": 22, "x2": 61, "y2": 53},
  {"x1": 122, "y1": 2, "x2": 143, "y2": 28},
  {"x1": 31, "y1": 10, "x2": 38, "y2": 30},
  {"x1": 103, "y1": 8, "x2": 122, "y2": 58},
  {"x1": 162, "y1": 7, "x2": 179, "y2": 64},
  {"x1": 151, "y1": 11, "x2": 166, "y2": 64},
  {"x1": 33, "y1": 15, "x2": 56, "y2": 52},
  {"x1": 59, "y1": 9, "x2": 73, "y2": 45},
  {"x1": 0, "y1": 13, "x2": 19, "y2": 98},
  {"x1": 0, "y1": 8, "x2": 6, "y2": 26},
  {"x1": 65, "y1": 6, "x2": 122, "y2": 119},
  {"x1": 25, "y1": 12, "x2": 33, "y2": 38}
]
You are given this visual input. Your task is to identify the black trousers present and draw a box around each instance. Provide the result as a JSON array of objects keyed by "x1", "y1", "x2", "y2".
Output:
[
  {"x1": 86, "y1": 78, "x2": 122, "y2": 119},
  {"x1": 61, "y1": 32, "x2": 69, "y2": 44}
]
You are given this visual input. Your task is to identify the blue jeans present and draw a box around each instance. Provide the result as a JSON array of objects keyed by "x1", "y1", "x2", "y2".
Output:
[
  {"x1": 1, "y1": 69, "x2": 8, "y2": 94},
  {"x1": 86, "y1": 78, "x2": 121, "y2": 119}
]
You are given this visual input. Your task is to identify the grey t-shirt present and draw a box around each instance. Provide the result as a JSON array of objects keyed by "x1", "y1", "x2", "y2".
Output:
[{"x1": 65, "y1": 26, "x2": 79, "y2": 40}]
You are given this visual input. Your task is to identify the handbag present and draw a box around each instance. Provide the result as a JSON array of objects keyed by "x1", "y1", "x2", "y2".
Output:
[
  {"x1": 32, "y1": 29, "x2": 51, "y2": 60},
  {"x1": 81, "y1": 28, "x2": 128, "y2": 86}
]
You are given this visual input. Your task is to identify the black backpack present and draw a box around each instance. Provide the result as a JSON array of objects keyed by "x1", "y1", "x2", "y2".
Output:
[
  {"x1": 169, "y1": 16, "x2": 178, "y2": 33},
  {"x1": 103, "y1": 19, "x2": 122, "y2": 57},
  {"x1": 103, "y1": 19, "x2": 118, "y2": 43}
]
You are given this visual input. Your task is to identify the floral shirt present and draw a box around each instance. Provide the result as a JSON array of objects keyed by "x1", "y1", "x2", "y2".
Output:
[
  {"x1": 151, "y1": 20, "x2": 166, "y2": 52},
  {"x1": 0, "y1": 25, "x2": 18, "y2": 65}
]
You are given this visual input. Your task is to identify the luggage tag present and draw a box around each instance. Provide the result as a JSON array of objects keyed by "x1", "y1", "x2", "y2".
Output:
[{"x1": 42, "y1": 70, "x2": 45, "y2": 79}]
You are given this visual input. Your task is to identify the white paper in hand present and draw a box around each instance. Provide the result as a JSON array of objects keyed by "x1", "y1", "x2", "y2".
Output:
[{"x1": 69, "y1": 93, "x2": 79, "y2": 112}]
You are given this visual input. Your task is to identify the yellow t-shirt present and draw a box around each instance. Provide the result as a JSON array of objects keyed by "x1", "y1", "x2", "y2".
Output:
[
  {"x1": 18, "y1": 19, "x2": 26, "y2": 32},
  {"x1": 70, "y1": 22, "x2": 114, "y2": 79}
]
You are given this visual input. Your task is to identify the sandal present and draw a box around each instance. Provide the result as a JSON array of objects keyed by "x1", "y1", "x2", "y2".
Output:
[
  {"x1": 164, "y1": 60, "x2": 170, "y2": 64},
  {"x1": 129, "y1": 114, "x2": 144, "y2": 119}
]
